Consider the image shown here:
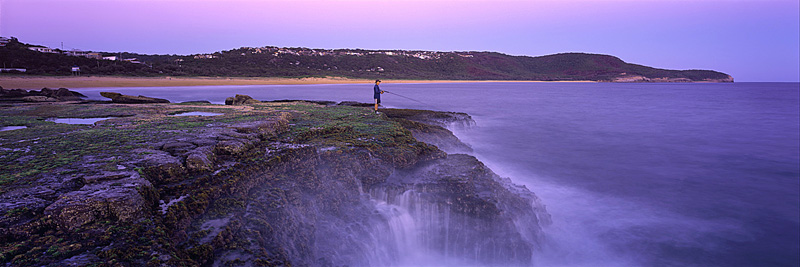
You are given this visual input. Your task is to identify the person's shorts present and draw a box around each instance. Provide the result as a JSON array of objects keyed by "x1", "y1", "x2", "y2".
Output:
[{"x1": 374, "y1": 95, "x2": 381, "y2": 104}]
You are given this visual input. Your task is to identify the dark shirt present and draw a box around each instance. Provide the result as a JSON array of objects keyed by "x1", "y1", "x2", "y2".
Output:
[{"x1": 373, "y1": 84, "x2": 381, "y2": 98}]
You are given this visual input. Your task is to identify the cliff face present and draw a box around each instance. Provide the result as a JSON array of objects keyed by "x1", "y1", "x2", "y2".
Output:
[{"x1": 0, "y1": 98, "x2": 549, "y2": 266}]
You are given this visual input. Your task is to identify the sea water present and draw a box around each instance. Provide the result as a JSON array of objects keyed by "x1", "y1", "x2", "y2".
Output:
[{"x1": 76, "y1": 82, "x2": 800, "y2": 266}]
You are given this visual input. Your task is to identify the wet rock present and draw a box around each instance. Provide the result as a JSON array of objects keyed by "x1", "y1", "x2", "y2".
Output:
[
  {"x1": 190, "y1": 138, "x2": 218, "y2": 147},
  {"x1": 1, "y1": 87, "x2": 86, "y2": 101},
  {"x1": 44, "y1": 186, "x2": 148, "y2": 229},
  {"x1": 52, "y1": 88, "x2": 86, "y2": 101},
  {"x1": 219, "y1": 130, "x2": 258, "y2": 140},
  {"x1": 30, "y1": 186, "x2": 57, "y2": 199},
  {"x1": 215, "y1": 140, "x2": 249, "y2": 155},
  {"x1": 60, "y1": 177, "x2": 87, "y2": 193},
  {"x1": 0, "y1": 88, "x2": 27, "y2": 97},
  {"x1": 229, "y1": 118, "x2": 289, "y2": 137},
  {"x1": 133, "y1": 148, "x2": 186, "y2": 184},
  {"x1": 382, "y1": 108, "x2": 475, "y2": 128},
  {"x1": 82, "y1": 171, "x2": 136, "y2": 184},
  {"x1": 0, "y1": 98, "x2": 545, "y2": 266},
  {"x1": 363, "y1": 153, "x2": 548, "y2": 265},
  {"x1": 393, "y1": 118, "x2": 472, "y2": 154},
  {"x1": 22, "y1": 95, "x2": 59, "y2": 102},
  {"x1": 44, "y1": 171, "x2": 152, "y2": 229},
  {"x1": 59, "y1": 253, "x2": 102, "y2": 266},
  {"x1": 186, "y1": 146, "x2": 215, "y2": 172},
  {"x1": 100, "y1": 92, "x2": 170, "y2": 104},
  {"x1": 162, "y1": 141, "x2": 197, "y2": 156},
  {"x1": 0, "y1": 197, "x2": 49, "y2": 226},
  {"x1": 224, "y1": 94, "x2": 260, "y2": 105}
]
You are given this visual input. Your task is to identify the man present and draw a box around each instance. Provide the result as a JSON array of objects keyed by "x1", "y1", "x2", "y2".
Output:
[{"x1": 373, "y1": 79, "x2": 384, "y2": 113}]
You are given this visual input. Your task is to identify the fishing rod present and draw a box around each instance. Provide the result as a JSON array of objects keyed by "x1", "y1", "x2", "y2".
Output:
[{"x1": 383, "y1": 90, "x2": 436, "y2": 109}]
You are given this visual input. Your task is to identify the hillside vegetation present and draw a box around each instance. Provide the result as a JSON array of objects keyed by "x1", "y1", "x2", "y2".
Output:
[{"x1": 0, "y1": 38, "x2": 732, "y2": 82}]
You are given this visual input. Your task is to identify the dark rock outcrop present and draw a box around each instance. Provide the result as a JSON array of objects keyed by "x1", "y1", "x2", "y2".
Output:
[
  {"x1": 21, "y1": 96, "x2": 59, "y2": 102},
  {"x1": 382, "y1": 108, "x2": 475, "y2": 128},
  {"x1": 180, "y1": 100, "x2": 212, "y2": 104},
  {"x1": 0, "y1": 87, "x2": 86, "y2": 102},
  {"x1": 0, "y1": 100, "x2": 547, "y2": 267},
  {"x1": 185, "y1": 146, "x2": 215, "y2": 172},
  {"x1": 133, "y1": 148, "x2": 186, "y2": 184},
  {"x1": 44, "y1": 183, "x2": 149, "y2": 230},
  {"x1": 367, "y1": 154, "x2": 550, "y2": 265},
  {"x1": 100, "y1": 92, "x2": 170, "y2": 103},
  {"x1": 47, "y1": 88, "x2": 87, "y2": 101},
  {"x1": 224, "y1": 94, "x2": 260, "y2": 105},
  {"x1": 161, "y1": 142, "x2": 197, "y2": 156},
  {"x1": 383, "y1": 108, "x2": 474, "y2": 153}
]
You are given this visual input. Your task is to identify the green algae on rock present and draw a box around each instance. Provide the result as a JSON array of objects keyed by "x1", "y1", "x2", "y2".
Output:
[{"x1": 0, "y1": 95, "x2": 549, "y2": 266}]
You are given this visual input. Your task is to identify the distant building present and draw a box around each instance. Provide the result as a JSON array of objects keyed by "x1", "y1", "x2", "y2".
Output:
[
  {"x1": 0, "y1": 37, "x2": 11, "y2": 46},
  {"x1": 65, "y1": 50, "x2": 89, "y2": 57},
  {"x1": 103, "y1": 56, "x2": 118, "y2": 61},
  {"x1": 123, "y1": 58, "x2": 142, "y2": 64},
  {"x1": 193, "y1": 54, "x2": 217, "y2": 59},
  {"x1": 62, "y1": 50, "x2": 102, "y2": 59},
  {"x1": 28, "y1": 46, "x2": 58, "y2": 53}
]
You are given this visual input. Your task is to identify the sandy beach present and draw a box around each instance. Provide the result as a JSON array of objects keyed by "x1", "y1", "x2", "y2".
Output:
[{"x1": 0, "y1": 76, "x2": 592, "y2": 90}]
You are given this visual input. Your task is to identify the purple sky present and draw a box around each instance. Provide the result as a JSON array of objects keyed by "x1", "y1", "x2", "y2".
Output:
[{"x1": 1, "y1": 0, "x2": 798, "y2": 81}]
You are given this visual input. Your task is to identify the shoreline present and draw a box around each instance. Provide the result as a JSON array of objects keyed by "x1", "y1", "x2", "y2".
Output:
[{"x1": 0, "y1": 75, "x2": 595, "y2": 89}]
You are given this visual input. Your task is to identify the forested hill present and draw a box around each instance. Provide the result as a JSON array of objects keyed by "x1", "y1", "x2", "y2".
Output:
[{"x1": 0, "y1": 38, "x2": 733, "y2": 82}]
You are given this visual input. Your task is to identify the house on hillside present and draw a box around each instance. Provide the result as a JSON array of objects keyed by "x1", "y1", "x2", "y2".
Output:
[
  {"x1": 28, "y1": 46, "x2": 59, "y2": 54},
  {"x1": 123, "y1": 58, "x2": 142, "y2": 64},
  {"x1": 0, "y1": 37, "x2": 11, "y2": 46},
  {"x1": 65, "y1": 50, "x2": 89, "y2": 57},
  {"x1": 86, "y1": 52, "x2": 102, "y2": 59},
  {"x1": 193, "y1": 54, "x2": 217, "y2": 59},
  {"x1": 103, "y1": 56, "x2": 118, "y2": 61}
]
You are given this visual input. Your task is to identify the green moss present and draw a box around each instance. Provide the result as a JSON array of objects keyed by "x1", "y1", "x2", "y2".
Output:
[
  {"x1": 187, "y1": 244, "x2": 213, "y2": 263},
  {"x1": 4, "y1": 207, "x2": 30, "y2": 216},
  {"x1": 1, "y1": 100, "x2": 444, "y2": 266},
  {"x1": 207, "y1": 197, "x2": 246, "y2": 217}
]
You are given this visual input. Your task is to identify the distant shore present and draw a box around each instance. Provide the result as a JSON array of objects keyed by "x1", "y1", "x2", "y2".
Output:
[{"x1": 0, "y1": 76, "x2": 594, "y2": 89}]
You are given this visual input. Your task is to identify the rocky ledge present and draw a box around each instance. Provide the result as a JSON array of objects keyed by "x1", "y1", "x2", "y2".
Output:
[
  {"x1": 0, "y1": 86, "x2": 87, "y2": 102},
  {"x1": 0, "y1": 95, "x2": 549, "y2": 266}
]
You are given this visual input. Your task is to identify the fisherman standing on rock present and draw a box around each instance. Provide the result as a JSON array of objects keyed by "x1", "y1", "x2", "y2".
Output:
[{"x1": 373, "y1": 79, "x2": 384, "y2": 113}]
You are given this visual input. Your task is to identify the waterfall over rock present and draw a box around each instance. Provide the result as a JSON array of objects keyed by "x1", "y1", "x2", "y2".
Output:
[
  {"x1": 269, "y1": 151, "x2": 550, "y2": 267},
  {"x1": 294, "y1": 109, "x2": 552, "y2": 266}
]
